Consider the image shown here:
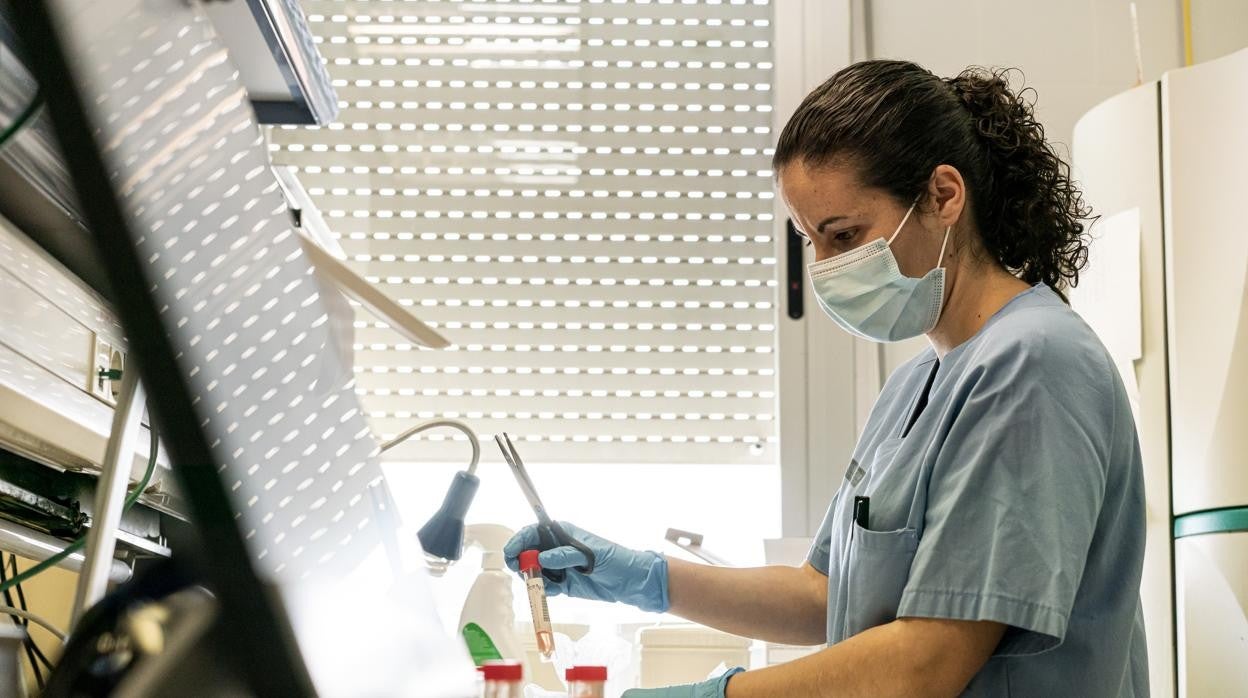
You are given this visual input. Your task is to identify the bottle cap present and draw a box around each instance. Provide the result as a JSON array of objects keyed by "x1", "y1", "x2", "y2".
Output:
[
  {"x1": 519, "y1": 549, "x2": 541, "y2": 573},
  {"x1": 566, "y1": 665, "x2": 607, "y2": 681},
  {"x1": 482, "y1": 660, "x2": 523, "y2": 681}
]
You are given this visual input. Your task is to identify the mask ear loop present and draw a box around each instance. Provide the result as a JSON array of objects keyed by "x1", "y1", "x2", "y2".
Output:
[
  {"x1": 935, "y1": 225, "x2": 951, "y2": 269},
  {"x1": 885, "y1": 202, "x2": 918, "y2": 246}
]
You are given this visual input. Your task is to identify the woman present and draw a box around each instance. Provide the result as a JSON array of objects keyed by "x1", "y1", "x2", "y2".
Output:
[{"x1": 505, "y1": 60, "x2": 1148, "y2": 697}]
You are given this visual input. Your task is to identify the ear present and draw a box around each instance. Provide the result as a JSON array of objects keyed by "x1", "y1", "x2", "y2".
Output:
[{"x1": 925, "y1": 164, "x2": 966, "y2": 230}]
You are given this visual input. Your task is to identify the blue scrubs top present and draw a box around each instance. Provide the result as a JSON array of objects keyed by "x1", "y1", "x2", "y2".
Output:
[{"x1": 807, "y1": 285, "x2": 1149, "y2": 696}]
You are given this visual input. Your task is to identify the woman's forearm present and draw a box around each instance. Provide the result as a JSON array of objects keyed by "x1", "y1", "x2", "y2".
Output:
[
  {"x1": 665, "y1": 557, "x2": 828, "y2": 645},
  {"x1": 724, "y1": 617, "x2": 1006, "y2": 698}
]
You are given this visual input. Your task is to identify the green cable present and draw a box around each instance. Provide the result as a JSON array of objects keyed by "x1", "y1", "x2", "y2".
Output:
[
  {"x1": 0, "y1": 420, "x2": 159, "y2": 594},
  {"x1": 0, "y1": 88, "x2": 43, "y2": 152}
]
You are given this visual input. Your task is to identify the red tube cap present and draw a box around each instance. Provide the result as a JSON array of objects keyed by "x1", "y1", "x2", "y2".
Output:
[
  {"x1": 519, "y1": 549, "x2": 542, "y2": 573},
  {"x1": 566, "y1": 665, "x2": 608, "y2": 681},
  {"x1": 482, "y1": 660, "x2": 523, "y2": 681}
]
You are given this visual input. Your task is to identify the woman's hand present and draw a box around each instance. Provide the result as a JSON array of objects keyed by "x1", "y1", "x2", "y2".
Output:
[
  {"x1": 621, "y1": 668, "x2": 743, "y2": 698},
  {"x1": 503, "y1": 521, "x2": 669, "y2": 612}
]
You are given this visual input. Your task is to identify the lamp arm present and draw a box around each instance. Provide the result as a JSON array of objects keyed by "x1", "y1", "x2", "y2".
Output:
[{"x1": 379, "y1": 419, "x2": 481, "y2": 476}]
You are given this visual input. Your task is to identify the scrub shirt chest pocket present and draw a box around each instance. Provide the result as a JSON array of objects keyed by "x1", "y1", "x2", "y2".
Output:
[{"x1": 840, "y1": 436, "x2": 923, "y2": 641}]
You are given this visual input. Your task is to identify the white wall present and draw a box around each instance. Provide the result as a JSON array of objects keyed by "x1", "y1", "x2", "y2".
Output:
[
  {"x1": 866, "y1": 0, "x2": 1185, "y2": 161},
  {"x1": 1191, "y1": 0, "x2": 1248, "y2": 64},
  {"x1": 862, "y1": 0, "x2": 1247, "y2": 383},
  {"x1": 851, "y1": 0, "x2": 1185, "y2": 382}
]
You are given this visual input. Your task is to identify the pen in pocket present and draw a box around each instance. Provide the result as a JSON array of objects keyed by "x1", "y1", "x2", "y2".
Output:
[{"x1": 853, "y1": 495, "x2": 870, "y2": 529}]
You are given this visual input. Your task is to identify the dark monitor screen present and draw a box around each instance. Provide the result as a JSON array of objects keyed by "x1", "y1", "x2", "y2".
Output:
[{"x1": 12, "y1": 0, "x2": 475, "y2": 694}]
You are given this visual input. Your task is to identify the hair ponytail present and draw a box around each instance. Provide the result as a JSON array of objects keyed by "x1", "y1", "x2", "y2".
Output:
[
  {"x1": 943, "y1": 68, "x2": 1092, "y2": 295},
  {"x1": 774, "y1": 61, "x2": 1093, "y2": 297}
]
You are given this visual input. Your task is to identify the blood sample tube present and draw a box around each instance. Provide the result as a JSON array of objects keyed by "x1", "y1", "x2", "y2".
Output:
[
  {"x1": 481, "y1": 660, "x2": 523, "y2": 698},
  {"x1": 519, "y1": 550, "x2": 555, "y2": 657},
  {"x1": 566, "y1": 665, "x2": 607, "y2": 698}
]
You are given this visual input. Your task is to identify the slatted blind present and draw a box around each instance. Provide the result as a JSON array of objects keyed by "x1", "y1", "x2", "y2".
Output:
[{"x1": 270, "y1": 0, "x2": 778, "y2": 465}]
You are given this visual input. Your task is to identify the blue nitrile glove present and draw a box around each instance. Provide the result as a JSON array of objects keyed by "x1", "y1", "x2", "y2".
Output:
[
  {"x1": 621, "y1": 667, "x2": 745, "y2": 698},
  {"x1": 503, "y1": 521, "x2": 669, "y2": 612}
]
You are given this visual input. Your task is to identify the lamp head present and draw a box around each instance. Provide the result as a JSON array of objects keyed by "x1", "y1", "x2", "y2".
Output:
[{"x1": 416, "y1": 470, "x2": 479, "y2": 575}]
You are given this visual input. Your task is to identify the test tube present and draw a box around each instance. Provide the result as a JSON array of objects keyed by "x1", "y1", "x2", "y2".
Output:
[
  {"x1": 518, "y1": 550, "x2": 555, "y2": 657},
  {"x1": 566, "y1": 666, "x2": 607, "y2": 698},
  {"x1": 481, "y1": 660, "x2": 523, "y2": 698}
]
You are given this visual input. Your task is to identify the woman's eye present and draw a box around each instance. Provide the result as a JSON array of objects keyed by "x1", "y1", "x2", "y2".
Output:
[{"x1": 833, "y1": 228, "x2": 856, "y2": 242}]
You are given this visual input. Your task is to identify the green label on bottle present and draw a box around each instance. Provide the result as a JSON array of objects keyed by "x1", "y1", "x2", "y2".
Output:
[{"x1": 461, "y1": 622, "x2": 504, "y2": 665}]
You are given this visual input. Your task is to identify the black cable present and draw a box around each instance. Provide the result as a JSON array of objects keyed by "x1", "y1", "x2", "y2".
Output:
[
  {"x1": 0, "y1": 415, "x2": 161, "y2": 688},
  {"x1": 0, "y1": 415, "x2": 164, "y2": 686},
  {"x1": 9, "y1": 556, "x2": 53, "y2": 672},
  {"x1": 6, "y1": 555, "x2": 49, "y2": 684},
  {"x1": 9, "y1": 557, "x2": 47, "y2": 682},
  {"x1": 0, "y1": 555, "x2": 44, "y2": 688},
  {"x1": 0, "y1": 556, "x2": 31, "y2": 680},
  {"x1": 0, "y1": 416, "x2": 159, "y2": 596}
]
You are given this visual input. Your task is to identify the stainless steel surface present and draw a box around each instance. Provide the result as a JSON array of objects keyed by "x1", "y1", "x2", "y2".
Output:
[
  {"x1": 0, "y1": 161, "x2": 102, "y2": 296},
  {"x1": 0, "y1": 214, "x2": 172, "y2": 507},
  {"x1": 270, "y1": 165, "x2": 343, "y2": 257},
  {"x1": 260, "y1": 0, "x2": 340, "y2": 122},
  {"x1": 0, "y1": 213, "x2": 122, "y2": 357},
  {"x1": 0, "y1": 27, "x2": 104, "y2": 293},
  {"x1": 72, "y1": 368, "x2": 145, "y2": 624},
  {"x1": 0, "y1": 38, "x2": 76, "y2": 216},
  {"x1": 0, "y1": 264, "x2": 95, "y2": 390},
  {"x1": 0, "y1": 518, "x2": 129, "y2": 583},
  {"x1": 201, "y1": 0, "x2": 339, "y2": 124},
  {"x1": 0, "y1": 342, "x2": 106, "y2": 473},
  {"x1": 114, "y1": 527, "x2": 170, "y2": 559},
  {"x1": 496, "y1": 432, "x2": 551, "y2": 522}
]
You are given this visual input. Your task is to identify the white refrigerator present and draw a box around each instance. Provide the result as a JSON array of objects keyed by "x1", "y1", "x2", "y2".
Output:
[{"x1": 1071, "y1": 47, "x2": 1248, "y2": 698}]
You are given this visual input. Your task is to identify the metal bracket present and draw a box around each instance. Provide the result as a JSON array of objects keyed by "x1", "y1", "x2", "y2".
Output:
[{"x1": 70, "y1": 367, "x2": 145, "y2": 624}]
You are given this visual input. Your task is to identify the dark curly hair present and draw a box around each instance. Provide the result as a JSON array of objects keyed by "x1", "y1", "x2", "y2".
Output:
[{"x1": 772, "y1": 60, "x2": 1093, "y2": 297}]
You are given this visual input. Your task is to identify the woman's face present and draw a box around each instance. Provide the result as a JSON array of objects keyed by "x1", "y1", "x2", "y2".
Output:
[{"x1": 777, "y1": 159, "x2": 955, "y2": 280}]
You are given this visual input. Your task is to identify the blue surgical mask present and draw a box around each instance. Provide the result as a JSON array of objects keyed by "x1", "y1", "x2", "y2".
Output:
[{"x1": 807, "y1": 202, "x2": 951, "y2": 343}]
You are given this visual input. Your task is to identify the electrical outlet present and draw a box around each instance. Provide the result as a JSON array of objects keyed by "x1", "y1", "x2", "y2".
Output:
[
  {"x1": 90, "y1": 333, "x2": 124, "y2": 404},
  {"x1": 107, "y1": 347, "x2": 124, "y2": 401}
]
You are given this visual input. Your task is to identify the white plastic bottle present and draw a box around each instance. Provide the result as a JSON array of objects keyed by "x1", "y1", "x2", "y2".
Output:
[{"x1": 458, "y1": 524, "x2": 525, "y2": 667}]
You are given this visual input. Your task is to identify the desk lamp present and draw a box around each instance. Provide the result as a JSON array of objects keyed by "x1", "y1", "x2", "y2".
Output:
[{"x1": 380, "y1": 419, "x2": 481, "y2": 575}]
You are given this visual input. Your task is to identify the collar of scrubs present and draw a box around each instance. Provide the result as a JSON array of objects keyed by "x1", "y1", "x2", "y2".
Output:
[
  {"x1": 901, "y1": 359, "x2": 940, "y2": 439},
  {"x1": 931, "y1": 283, "x2": 1051, "y2": 365}
]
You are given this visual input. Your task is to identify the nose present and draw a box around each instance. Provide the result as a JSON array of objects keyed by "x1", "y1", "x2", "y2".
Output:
[{"x1": 809, "y1": 243, "x2": 836, "y2": 264}]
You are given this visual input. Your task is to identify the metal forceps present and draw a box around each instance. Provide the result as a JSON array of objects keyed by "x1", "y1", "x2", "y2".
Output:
[{"x1": 495, "y1": 433, "x2": 596, "y2": 583}]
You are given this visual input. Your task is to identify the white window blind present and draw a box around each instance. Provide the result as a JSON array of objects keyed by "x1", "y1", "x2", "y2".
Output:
[{"x1": 270, "y1": 0, "x2": 778, "y2": 466}]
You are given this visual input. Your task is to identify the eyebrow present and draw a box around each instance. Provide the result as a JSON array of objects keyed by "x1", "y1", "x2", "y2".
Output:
[{"x1": 815, "y1": 215, "x2": 850, "y2": 234}]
